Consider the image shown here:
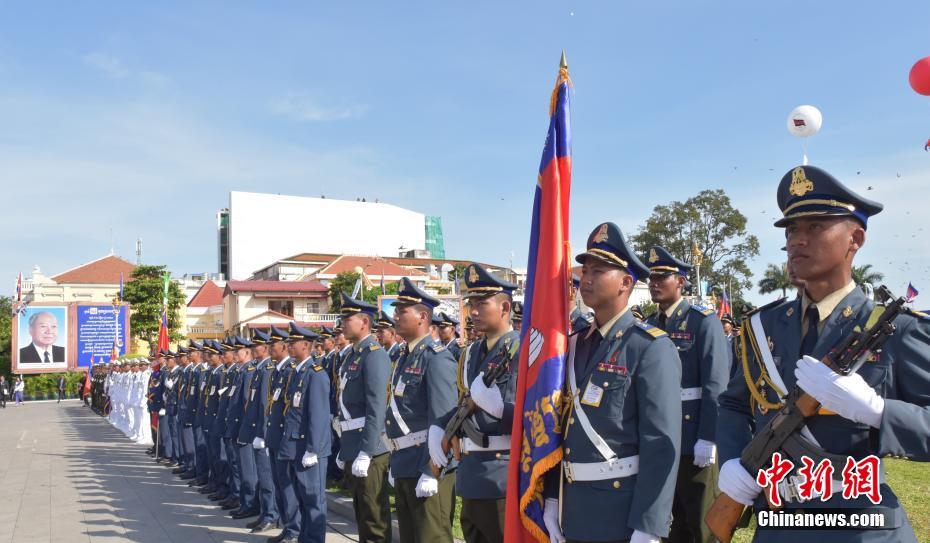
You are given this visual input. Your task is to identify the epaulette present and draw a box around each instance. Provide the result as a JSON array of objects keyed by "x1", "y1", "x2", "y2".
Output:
[
  {"x1": 369, "y1": 343, "x2": 381, "y2": 351},
  {"x1": 904, "y1": 307, "x2": 930, "y2": 321},
  {"x1": 247, "y1": 366, "x2": 256, "y2": 372},
  {"x1": 690, "y1": 304, "x2": 715, "y2": 316},
  {"x1": 311, "y1": 364, "x2": 323, "y2": 372},
  {"x1": 431, "y1": 344, "x2": 444, "y2": 353},
  {"x1": 634, "y1": 321, "x2": 667, "y2": 338}
]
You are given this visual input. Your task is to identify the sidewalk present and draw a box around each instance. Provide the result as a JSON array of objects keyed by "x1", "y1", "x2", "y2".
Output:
[{"x1": 0, "y1": 400, "x2": 361, "y2": 542}]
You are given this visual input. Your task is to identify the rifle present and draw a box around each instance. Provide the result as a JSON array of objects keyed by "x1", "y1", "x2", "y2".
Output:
[
  {"x1": 706, "y1": 286, "x2": 905, "y2": 542},
  {"x1": 430, "y1": 340, "x2": 518, "y2": 476}
]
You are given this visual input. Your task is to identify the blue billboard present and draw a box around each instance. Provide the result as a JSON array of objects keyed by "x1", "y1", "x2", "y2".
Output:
[{"x1": 76, "y1": 305, "x2": 128, "y2": 367}]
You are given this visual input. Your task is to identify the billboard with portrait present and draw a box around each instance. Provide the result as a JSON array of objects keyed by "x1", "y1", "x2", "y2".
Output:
[{"x1": 14, "y1": 305, "x2": 68, "y2": 371}]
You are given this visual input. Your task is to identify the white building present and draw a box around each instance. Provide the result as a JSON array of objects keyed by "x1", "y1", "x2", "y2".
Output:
[{"x1": 221, "y1": 192, "x2": 439, "y2": 280}]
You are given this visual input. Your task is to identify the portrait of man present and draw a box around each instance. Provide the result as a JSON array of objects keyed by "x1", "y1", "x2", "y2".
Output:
[{"x1": 19, "y1": 310, "x2": 66, "y2": 364}]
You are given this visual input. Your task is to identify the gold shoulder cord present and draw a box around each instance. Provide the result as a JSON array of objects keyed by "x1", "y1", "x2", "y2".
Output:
[{"x1": 739, "y1": 320, "x2": 784, "y2": 412}]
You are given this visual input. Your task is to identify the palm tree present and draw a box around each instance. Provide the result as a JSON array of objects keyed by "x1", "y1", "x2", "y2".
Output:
[
  {"x1": 758, "y1": 262, "x2": 792, "y2": 298},
  {"x1": 852, "y1": 264, "x2": 884, "y2": 287}
]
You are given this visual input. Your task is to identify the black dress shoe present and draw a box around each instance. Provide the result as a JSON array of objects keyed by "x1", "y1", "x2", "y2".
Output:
[
  {"x1": 266, "y1": 531, "x2": 286, "y2": 543},
  {"x1": 199, "y1": 485, "x2": 217, "y2": 494},
  {"x1": 249, "y1": 521, "x2": 277, "y2": 534},
  {"x1": 232, "y1": 510, "x2": 259, "y2": 520},
  {"x1": 221, "y1": 500, "x2": 240, "y2": 510},
  {"x1": 245, "y1": 518, "x2": 263, "y2": 529},
  {"x1": 171, "y1": 467, "x2": 185, "y2": 474},
  {"x1": 166, "y1": 461, "x2": 179, "y2": 467},
  {"x1": 180, "y1": 472, "x2": 197, "y2": 480}
]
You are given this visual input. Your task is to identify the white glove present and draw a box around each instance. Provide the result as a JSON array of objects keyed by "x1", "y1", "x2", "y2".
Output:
[
  {"x1": 336, "y1": 457, "x2": 345, "y2": 470},
  {"x1": 693, "y1": 439, "x2": 717, "y2": 468},
  {"x1": 158, "y1": 408, "x2": 166, "y2": 416},
  {"x1": 352, "y1": 451, "x2": 371, "y2": 477},
  {"x1": 252, "y1": 437, "x2": 266, "y2": 450},
  {"x1": 718, "y1": 458, "x2": 761, "y2": 506},
  {"x1": 630, "y1": 530, "x2": 660, "y2": 543},
  {"x1": 542, "y1": 498, "x2": 565, "y2": 543},
  {"x1": 388, "y1": 469, "x2": 394, "y2": 487},
  {"x1": 470, "y1": 373, "x2": 504, "y2": 419},
  {"x1": 428, "y1": 425, "x2": 448, "y2": 468},
  {"x1": 165, "y1": 379, "x2": 175, "y2": 390},
  {"x1": 795, "y1": 355, "x2": 885, "y2": 428},
  {"x1": 415, "y1": 473, "x2": 439, "y2": 497},
  {"x1": 301, "y1": 451, "x2": 318, "y2": 468}
]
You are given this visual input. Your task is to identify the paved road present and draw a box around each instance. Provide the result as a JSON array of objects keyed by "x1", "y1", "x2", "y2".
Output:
[{"x1": 0, "y1": 400, "x2": 360, "y2": 543}]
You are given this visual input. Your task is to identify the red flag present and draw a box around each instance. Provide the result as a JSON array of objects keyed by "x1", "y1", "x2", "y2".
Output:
[
  {"x1": 504, "y1": 53, "x2": 572, "y2": 543},
  {"x1": 716, "y1": 291, "x2": 732, "y2": 318},
  {"x1": 157, "y1": 311, "x2": 170, "y2": 353}
]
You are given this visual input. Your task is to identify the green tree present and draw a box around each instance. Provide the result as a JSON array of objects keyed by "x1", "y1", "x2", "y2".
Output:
[
  {"x1": 122, "y1": 265, "x2": 185, "y2": 346},
  {"x1": 631, "y1": 189, "x2": 760, "y2": 301},
  {"x1": 329, "y1": 272, "x2": 400, "y2": 311},
  {"x1": 636, "y1": 300, "x2": 658, "y2": 319},
  {"x1": 447, "y1": 264, "x2": 468, "y2": 284},
  {"x1": 0, "y1": 296, "x2": 11, "y2": 378},
  {"x1": 852, "y1": 264, "x2": 884, "y2": 288},
  {"x1": 757, "y1": 263, "x2": 793, "y2": 298}
]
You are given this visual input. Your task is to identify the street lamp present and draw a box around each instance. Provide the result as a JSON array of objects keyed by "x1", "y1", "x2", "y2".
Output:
[{"x1": 692, "y1": 243, "x2": 704, "y2": 301}]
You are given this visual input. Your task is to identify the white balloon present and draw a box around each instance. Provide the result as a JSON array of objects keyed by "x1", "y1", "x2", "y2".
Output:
[{"x1": 787, "y1": 105, "x2": 822, "y2": 138}]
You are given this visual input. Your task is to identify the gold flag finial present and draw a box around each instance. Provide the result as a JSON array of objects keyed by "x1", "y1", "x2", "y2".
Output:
[{"x1": 560, "y1": 50, "x2": 568, "y2": 70}]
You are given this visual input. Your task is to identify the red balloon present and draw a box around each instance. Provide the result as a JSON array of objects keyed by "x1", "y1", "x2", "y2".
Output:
[{"x1": 910, "y1": 57, "x2": 930, "y2": 96}]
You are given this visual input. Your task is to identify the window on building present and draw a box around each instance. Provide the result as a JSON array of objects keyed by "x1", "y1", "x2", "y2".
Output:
[{"x1": 306, "y1": 302, "x2": 320, "y2": 314}]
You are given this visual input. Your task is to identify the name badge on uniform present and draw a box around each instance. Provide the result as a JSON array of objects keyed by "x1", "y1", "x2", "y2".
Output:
[
  {"x1": 209, "y1": 386, "x2": 216, "y2": 396},
  {"x1": 292, "y1": 391, "x2": 301, "y2": 408},
  {"x1": 272, "y1": 388, "x2": 281, "y2": 401},
  {"x1": 581, "y1": 381, "x2": 604, "y2": 407},
  {"x1": 228, "y1": 385, "x2": 236, "y2": 397},
  {"x1": 394, "y1": 380, "x2": 406, "y2": 397}
]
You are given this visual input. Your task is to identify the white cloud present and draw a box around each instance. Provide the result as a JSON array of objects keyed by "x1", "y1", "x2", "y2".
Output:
[
  {"x1": 269, "y1": 93, "x2": 368, "y2": 122},
  {"x1": 81, "y1": 52, "x2": 129, "y2": 78}
]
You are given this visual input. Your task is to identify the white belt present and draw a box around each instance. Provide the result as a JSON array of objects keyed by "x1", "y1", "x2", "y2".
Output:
[
  {"x1": 563, "y1": 455, "x2": 640, "y2": 482},
  {"x1": 461, "y1": 435, "x2": 511, "y2": 453},
  {"x1": 334, "y1": 417, "x2": 364, "y2": 435},
  {"x1": 382, "y1": 430, "x2": 427, "y2": 452},
  {"x1": 681, "y1": 387, "x2": 702, "y2": 401}
]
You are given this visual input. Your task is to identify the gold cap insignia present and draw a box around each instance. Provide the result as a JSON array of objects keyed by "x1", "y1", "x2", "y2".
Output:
[
  {"x1": 468, "y1": 265, "x2": 479, "y2": 284},
  {"x1": 786, "y1": 307, "x2": 795, "y2": 317},
  {"x1": 842, "y1": 306, "x2": 853, "y2": 318},
  {"x1": 789, "y1": 167, "x2": 814, "y2": 197},
  {"x1": 649, "y1": 248, "x2": 659, "y2": 263},
  {"x1": 592, "y1": 223, "x2": 609, "y2": 244}
]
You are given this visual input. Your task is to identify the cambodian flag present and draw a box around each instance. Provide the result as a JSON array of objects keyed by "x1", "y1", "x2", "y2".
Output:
[
  {"x1": 906, "y1": 282, "x2": 919, "y2": 303},
  {"x1": 717, "y1": 291, "x2": 732, "y2": 318},
  {"x1": 504, "y1": 53, "x2": 572, "y2": 543},
  {"x1": 157, "y1": 311, "x2": 170, "y2": 353}
]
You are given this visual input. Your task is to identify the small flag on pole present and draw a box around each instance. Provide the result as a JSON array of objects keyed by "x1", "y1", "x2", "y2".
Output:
[
  {"x1": 16, "y1": 272, "x2": 22, "y2": 302},
  {"x1": 906, "y1": 282, "x2": 919, "y2": 303},
  {"x1": 717, "y1": 291, "x2": 732, "y2": 318}
]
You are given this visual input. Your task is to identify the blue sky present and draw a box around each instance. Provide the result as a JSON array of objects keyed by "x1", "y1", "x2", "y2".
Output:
[{"x1": 2, "y1": 2, "x2": 929, "y2": 305}]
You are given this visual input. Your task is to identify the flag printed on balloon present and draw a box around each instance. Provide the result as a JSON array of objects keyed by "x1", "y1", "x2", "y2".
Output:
[{"x1": 504, "y1": 53, "x2": 572, "y2": 543}]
